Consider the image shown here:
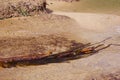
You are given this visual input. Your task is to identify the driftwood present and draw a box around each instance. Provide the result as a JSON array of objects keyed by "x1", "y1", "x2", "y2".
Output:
[
  {"x1": 0, "y1": 37, "x2": 119, "y2": 68},
  {"x1": 0, "y1": 44, "x2": 110, "y2": 68}
]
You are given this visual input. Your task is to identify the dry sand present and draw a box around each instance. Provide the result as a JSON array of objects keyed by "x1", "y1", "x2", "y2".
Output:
[{"x1": 0, "y1": 12, "x2": 120, "y2": 80}]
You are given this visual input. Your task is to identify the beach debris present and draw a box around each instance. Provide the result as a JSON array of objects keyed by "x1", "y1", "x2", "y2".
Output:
[{"x1": 0, "y1": 36, "x2": 118, "y2": 68}]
